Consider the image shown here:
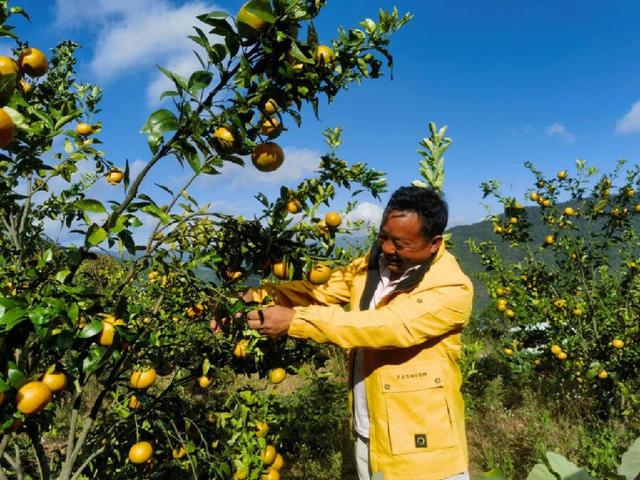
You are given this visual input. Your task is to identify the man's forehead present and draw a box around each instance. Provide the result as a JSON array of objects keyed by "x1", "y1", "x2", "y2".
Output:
[{"x1": 381, "y1": 211, "x2": 421, "y2": 233}]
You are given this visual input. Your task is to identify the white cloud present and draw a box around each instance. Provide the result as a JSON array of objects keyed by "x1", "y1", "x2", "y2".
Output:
[
  {"x1": 546, "y1": 122, "x2": 576, "y2": 143},
  {"x1": 53, "y1": 0, "x2": 219, "y2": 104},
  {"x1": 616, "y1": 100, "x2": 640, "y2": 134},
  {"x1": 346, "y1": 202, "x2": 383, "y2": 227}
]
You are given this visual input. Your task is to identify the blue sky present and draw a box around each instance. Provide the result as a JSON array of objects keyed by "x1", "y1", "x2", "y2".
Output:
[{"x1": 4, "y1": 0, "x2": 640, "y2": 238}]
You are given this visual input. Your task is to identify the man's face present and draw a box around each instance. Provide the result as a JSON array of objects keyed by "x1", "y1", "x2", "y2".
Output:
[{"x1": 376, "y1": 211, "x2": 442, "y2": 275}]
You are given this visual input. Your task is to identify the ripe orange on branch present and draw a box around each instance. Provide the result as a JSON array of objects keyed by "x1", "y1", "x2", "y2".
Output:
[
  {"x1": 213, "y1": 126, "x2": 237, "y2": 150},
  {"x1": 325, "y1": 211, "x2": 342, "y2": 228},
  {"x1": 0, "y1": 108, "x2": 15, "y2": 148},
  {"x1": 41, "y1": 371, "x2": 67, "y2": 393},
  {"x1": 252, "y1": 142, "x2": 284, "y2": 172},
  {"x1": 106, "y1": 168, "x2": 124, "y2": 185},
  {"x1": 18, "y1": 48, "x2": 48, "y2": 77},
  {"x1": 271, "y1": 261, "x2": 292, "y2": 280},
  {"x1": 261, "y1": 445, "x2": 277, "y2": 464},
  {"x1": 260, "y1": 116, "x2": 282, "y2": 136},
  {"x1": 308, "y1": 264, "x2": 332, "y2": 285},
  {"x1": 128, "y1": 441, "x2": 153, "y2": 464},
  {"x1": 130, "y1": 368, "x2": 157, "y2": 390},
  {"x1": 16, "y1": 381, "x2": 52, "y2": 414},
  {"x1": 287, "y1": 199, "x2": 302, "y2": 214},
  {"x1": 75, "y1": 123, "x2": 93, "y2": 136}
]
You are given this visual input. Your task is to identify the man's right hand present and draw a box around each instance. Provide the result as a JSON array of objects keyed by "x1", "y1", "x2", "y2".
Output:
[{"x1": 209, "y1": 289, "x2": 255, "y2": 334}]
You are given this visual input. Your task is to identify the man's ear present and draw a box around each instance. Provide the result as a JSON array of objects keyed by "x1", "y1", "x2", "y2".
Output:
[{"x1": 429, "y1": 235, "x2": 443, "y2": 254}]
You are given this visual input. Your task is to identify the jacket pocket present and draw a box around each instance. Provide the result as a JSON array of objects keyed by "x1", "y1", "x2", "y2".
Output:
[{"x1": 379, "y1": 362, "x2": 455, "y2": 455}]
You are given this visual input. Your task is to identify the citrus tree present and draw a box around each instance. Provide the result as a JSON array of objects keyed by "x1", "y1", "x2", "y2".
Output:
[
  {"x1": 470, "y1": 159, "x2": 640, "y2": 418},
  {"x1": 0, "y1": 0, "x2": 411, "y2": 478}
]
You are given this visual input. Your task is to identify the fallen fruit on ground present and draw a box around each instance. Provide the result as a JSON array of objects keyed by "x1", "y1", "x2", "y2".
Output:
[{"x1": 268, "y1": 368, "x2": 286, "y2": 384}]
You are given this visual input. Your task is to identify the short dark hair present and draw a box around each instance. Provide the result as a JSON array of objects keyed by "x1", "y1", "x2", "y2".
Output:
[{"x1": 383, "y1": 186, "x2": 448, "y2": 239}]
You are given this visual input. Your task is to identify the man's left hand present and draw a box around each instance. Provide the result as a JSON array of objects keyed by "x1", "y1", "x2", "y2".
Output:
[{"x1": 246, "y1": 306, "x2": 295, "y2": 338}]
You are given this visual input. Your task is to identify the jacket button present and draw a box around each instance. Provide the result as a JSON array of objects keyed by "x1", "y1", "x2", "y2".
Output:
[
  {"x1": 434, "y1": 377, "x2": 441, "y2": 384},
  {"x1": 384, "y1": 384, "x2": 390, "y2": 390},
  {"x1": 416, "y1": 298, "x2": 423, "y2": 303}
]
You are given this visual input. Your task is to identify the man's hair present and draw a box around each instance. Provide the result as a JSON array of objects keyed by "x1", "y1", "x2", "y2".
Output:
[{"x1": 383, "y1": 186, "x2": 448, "y2": 239}]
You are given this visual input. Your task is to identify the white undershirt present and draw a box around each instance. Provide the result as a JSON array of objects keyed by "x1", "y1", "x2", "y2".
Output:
[{"x1": 353, "y1": 260, "x2": 421, "y2": 438}]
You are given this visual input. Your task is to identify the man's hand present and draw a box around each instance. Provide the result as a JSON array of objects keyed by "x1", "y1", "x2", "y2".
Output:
[
  {"x1": 210, "y1": 290, "x2": 256, "y2": 334},
  {"x1": 246, "y1": 305, "x2": 294, "y2": 338}
]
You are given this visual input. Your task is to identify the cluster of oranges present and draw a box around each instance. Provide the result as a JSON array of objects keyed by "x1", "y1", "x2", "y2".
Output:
[
  {"x1": 209, "y1": 3, "x2": 337, "y2": 175},
  {"x1": 0, "y1": 47, "x2": 48, "y2": 147}
]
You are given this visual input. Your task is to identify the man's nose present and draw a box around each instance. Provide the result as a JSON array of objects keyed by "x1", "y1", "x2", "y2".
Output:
[{"x1": 381, "y1": 239, "x2": 395, "y2": 256}]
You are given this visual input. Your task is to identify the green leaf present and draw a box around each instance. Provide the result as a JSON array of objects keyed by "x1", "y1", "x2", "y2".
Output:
[
  {"x1": 7, "y1": 362, "x2": 27, "y2": 388},
  {"x1": 188, "y1": 70, "x2": 213, "y2": 93},
  {"x1": 86, "y1": 224, "x2": 108, "y2": 246},
  {"x1": 140, "y1": 109, "x2": 179, "y2": 151},
  {"x1": 525, "y1": 463, "x2": 557, "y2": 480},
  {"x1": 75, "y1": 199, "x2": 107, "y2": 214},
  {"x1": 79, "y1": 319, "x2": 103, "y2": 339},
  {"x1": 82, "y1": 344, "x2": 108, "y2": 373},
  {"x1": 27, "y1": 306, "x2": 48, "y2": 326},
  {"x1": 476, "y1": 468, "x2": 507, "y2": 480},
  {"x1": 55, "y1": 269, "x2": 71, "y2": 283},
  {"x1": 618, "y1": 436, "x2": 640, "y2": 480},
  {"x1": 243, "y1": 0, "x2": 275, "y2": 23},
  {"x1": 0, "y1": 306, "x2": 26, "y2": 331},
  {"x1": 288, "y1": 41, "x2": 313, "y2": 64},
  {"x1": 4, "y1": 106, "x2": 27, "y2": 130},
  {"x1": 546, "y1": 451, "x2": 595, "y2": 480},
  {"x1": 142, "y1": 204, "x2": 170, "y2": 225}
]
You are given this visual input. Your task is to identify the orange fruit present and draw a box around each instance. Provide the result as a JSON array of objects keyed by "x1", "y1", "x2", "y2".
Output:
[
  {"x1": 237, "y1": 2, "x2": 268, "y2": 37},
  {"x1": 106, "y1": 168, "x2": 124, "y2": 185},
  {"x1": 563, "y1": 207, "x2": 575, "y2": 216},
  {"x1": 234, "y1": 468, "x2": 249, "y2": 480},
  {"x1": 99, "y1": 315, "x2": 125, "y2": 346},
  {"x1": 19, "y1": 80, "x2": 31, "y2": 93},
  {"x1": 624, "y1": 188, "x2": 635, "y2": 197},
  {"x1": 508, "y1": 217, "x2": 518, "y2": 224},
  {"x1": 18, "y1": 48, "x2": 48, "y2": 77},
  {"x1": 130, "y1": 368, "x2": 157, "y2": 390},
  {"x1": 556, "y1": 351, "x2": 568, "y2": 360},
  {"x1": 505, "y1": 309, "x2": 515, "y2": 318},
  {"x1": 611, "y1": 339, "x2": 624, "y2": 349},
  {"x1": 198, "y1": 376, "x2": 212, "y2": 389},
  {"x1": 493, "y1": 225, "x2": 503, "y2": 234},
  {"x1": 272, "y1": 453, "x2": 284, "y2": 470},
  {"x1": 16, "y1": 381, "x2": 52, "y2": 414},
  {"x1": 287, "y1": 199, "x2": 302, "y2": 214},
  {"x1": 264, "y1": 98, "x2": 278, "y2": 114},
  {"x1": 272, "y1": 261, "x2": 292, "y2": 280},
  {"x1": 308, "y1": 264, "x2": 332, "y2": 285},
  {"x1": 635, "y1": 204, "x2": 640, "y2": 214},
  {"x1": 213, "y1": 126, "x2": 236, "y2": 150},
  {"x1": 260, "y1": 116, "x2": 281, "y2": 136},
  {"x1": 75, "y1": 123, "x2": 93, "y2": 136},
  {"x1": 261, "y1": 445, "x2": 277, "y2": 465},
  {"x1": 261, "y1": 469, "x2": 280, "y2": 480},
  {"x1": 148, "y1": 271, "x2": 159, "y2": 283},
  {"x1": 172, "y1": 446, "x2": 187, "y2": 459},
  {"x1": 542, "y1": 199, "x2": 551, "y2": 207},
  {"x1": 324, "y1": 211, "x2": 342, "y2": 228},
  {"x1": 268, "y1": 368, "x2": 286, "y2": 384},
  {"x1": 255, "y1": 420, "x2": 269, "y2": 438},
  {"x1": 0, "y1": 56, "x2": 18, "y2": 106},
  {"x1": 544, "y1": 234, "x2": 554, "y2": 245},
  {"x1": 529, "y1": 192, "x2": 539, "y2": 202},
  {"x1": 553, "y1": 299, "x2": 566, "y2": 309},
  {"x1": 316, "y1": 220, "x2": 330, "y2": 237},
  {"x1": 0, "y1": 55, "x2": 19, "y2": 76},
  {"x1": 495, "y1": 288, "x2": 506, "y2": 296},
  {"x1": 234, "y1": 339, "x2": 249, "y2": 358},
  {"x1": 41, "y1": 371, "x2": 67, "y2": 393},
  {"x1": 597, "y1": 370, "x2": 608, "y2": 379},
  {"x1": 503, "y1": 347, "x2": 513, "y2": 356},
  {"x1": 128, "y1": 441, "x2": 153, "y2": 464},
  {"x1": 557, "y1": 170, "x2": 567, "y2": 180},
  {"x1": 0, "y1": 108, "x2": 15, "y2": 148},
  {"x1": 550, "y1": 345, "x2": 562, "y2": 355},
  {"x1": 251, "y1": 142, "x2": 284, "y2": 172},
  {"x1": 129, "y1": 395, "x2": 141, "y2": 410},
  {"x1": 315, "y1": 45, "x2": 334, "y2": 65}
]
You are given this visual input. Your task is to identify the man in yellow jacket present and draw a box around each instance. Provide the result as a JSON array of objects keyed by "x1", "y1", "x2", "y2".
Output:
[{"x1": 243, "y1": 186, "x2": 473, "y2": 480}]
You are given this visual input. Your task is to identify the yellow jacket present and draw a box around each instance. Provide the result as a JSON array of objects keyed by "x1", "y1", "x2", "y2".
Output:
[{"x1": 250, "y1": 244, "x2": 473, "y2": 479}]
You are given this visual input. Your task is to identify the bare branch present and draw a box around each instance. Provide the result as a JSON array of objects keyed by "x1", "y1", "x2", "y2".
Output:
[{"x1": 69, "y1": 446, "x2": 105, "y2": 480}]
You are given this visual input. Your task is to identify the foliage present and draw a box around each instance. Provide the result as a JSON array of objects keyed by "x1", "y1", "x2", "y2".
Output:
[
  {"x1": 0, "y1": 1, "x2": 410, "y2": 478},
  {"x1": 469, "y1": 159, "x2": 640, "y2": 418}
]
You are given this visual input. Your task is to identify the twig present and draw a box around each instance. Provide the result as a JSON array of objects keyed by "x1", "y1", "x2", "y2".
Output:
[
  {"x1": 69, "y1": 446, "x2": 105, "y2": 480},
  {"x1": 0, "y1": 435, "x2": 9, "y2": 480},
  {"x1": 27, "y1": 422, "x2": 51, "y2": 480}
]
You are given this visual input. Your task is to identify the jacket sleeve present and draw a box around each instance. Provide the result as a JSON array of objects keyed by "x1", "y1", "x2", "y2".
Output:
[
  {"x1": 287, "y1": 280, "x2": 473, "y2": 349},
  {"x1": 247, "y1": 260, "x2": 359, "y2": 308}
]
